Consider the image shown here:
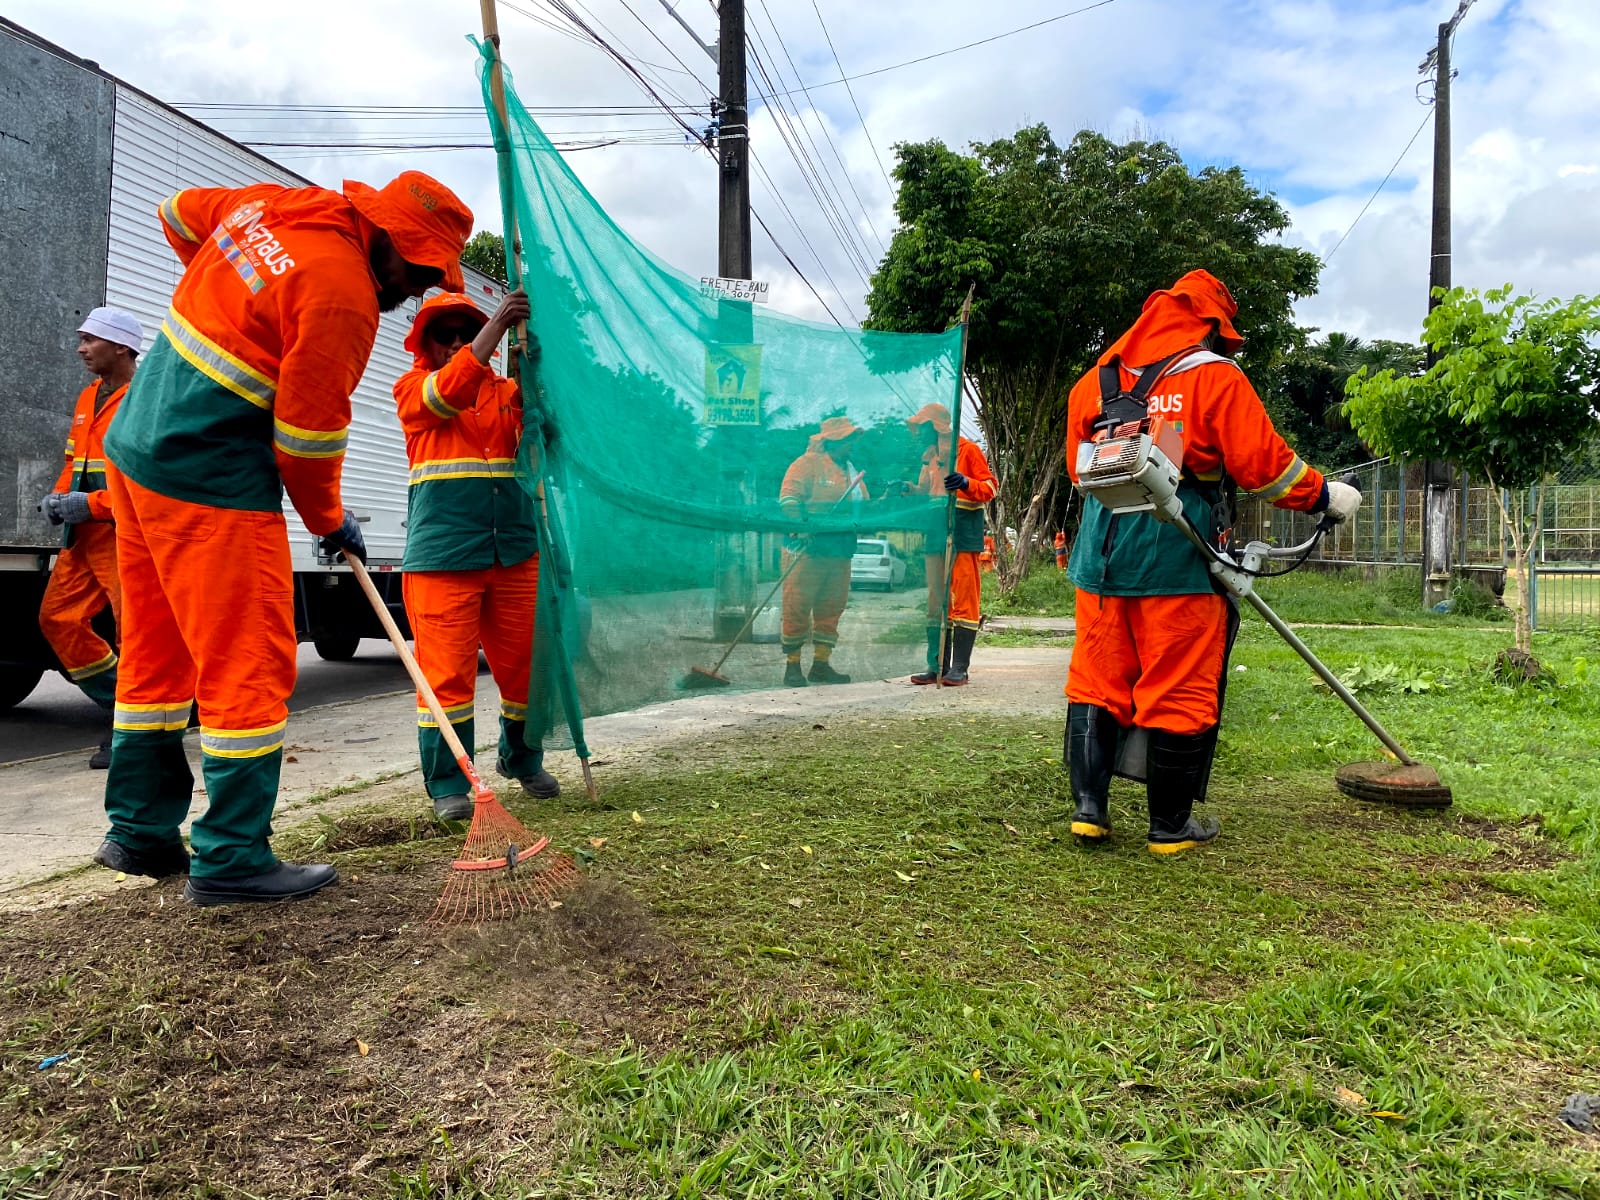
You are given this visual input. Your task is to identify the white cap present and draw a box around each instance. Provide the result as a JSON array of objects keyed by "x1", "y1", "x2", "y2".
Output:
[{"x1": 77, "y1": 307, "x2": 144, "y2": 353}]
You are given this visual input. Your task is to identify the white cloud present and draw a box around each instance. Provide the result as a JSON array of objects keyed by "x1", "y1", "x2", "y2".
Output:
[{"x1": 4, "y1": 0, "x2": 1595, "y2": 340}]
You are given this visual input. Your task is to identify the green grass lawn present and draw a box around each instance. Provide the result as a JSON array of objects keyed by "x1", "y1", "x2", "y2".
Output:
[{"x1": 5, "y1": 593, "x2": 1600, "y2": 1197}]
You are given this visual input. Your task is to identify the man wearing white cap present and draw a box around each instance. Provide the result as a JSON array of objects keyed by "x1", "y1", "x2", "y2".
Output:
[{"x1": 38, "y1": 307, "x2": 143, "y2": 769}]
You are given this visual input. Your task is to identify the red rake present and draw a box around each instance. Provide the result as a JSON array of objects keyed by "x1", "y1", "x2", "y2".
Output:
[{"x1": 349, "y1": 556, "x2": 582, "y2": 925}]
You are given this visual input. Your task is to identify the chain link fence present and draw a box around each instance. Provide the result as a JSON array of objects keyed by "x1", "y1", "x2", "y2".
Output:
[{"x1": 1233, "y1": 457, "x2": 1600, "y2": 630}]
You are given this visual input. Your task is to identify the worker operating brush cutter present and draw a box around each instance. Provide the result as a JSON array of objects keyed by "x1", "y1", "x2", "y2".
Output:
[{"x1": 1062, "y1": 270, "x2": 1361, "y2": 854}]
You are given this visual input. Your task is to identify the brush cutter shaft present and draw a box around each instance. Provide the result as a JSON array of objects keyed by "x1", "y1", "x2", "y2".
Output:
[
  {"x1": 1162, "y1": 511, "x2": 1420, "y2": 767},
  {"x1": 348, "y1": 557, "x2": 478, "y2": 774},
  {"x1": 1241, "y1": 590, "x2": 1417, "y2": 765}
]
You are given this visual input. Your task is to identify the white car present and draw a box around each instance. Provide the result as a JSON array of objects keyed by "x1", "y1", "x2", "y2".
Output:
[{"x1": 851, "y1": 538, "x2": 908, "y2": 591}]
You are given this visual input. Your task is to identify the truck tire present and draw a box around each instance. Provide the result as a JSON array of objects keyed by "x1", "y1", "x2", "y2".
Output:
[
  {"x1": 313, "y1": 633, "x2": 361, "y2": 662},
  {"x1": 0, "y1": 665, "x2": 45, "y2": 710}
]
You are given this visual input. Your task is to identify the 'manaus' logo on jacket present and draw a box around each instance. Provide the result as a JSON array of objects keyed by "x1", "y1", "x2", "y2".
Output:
[{"x1": 212, "y1": 200, "x2": 297, "y2": 292}]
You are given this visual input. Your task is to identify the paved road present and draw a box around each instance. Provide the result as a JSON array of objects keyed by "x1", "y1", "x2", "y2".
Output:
[{"x1": 0, "y1": 641, "x2": 415, "y2": 766}]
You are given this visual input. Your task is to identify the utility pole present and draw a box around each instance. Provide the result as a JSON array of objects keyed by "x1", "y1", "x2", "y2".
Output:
[
  {"x1": 1418, "y1": 0, "x2": 1474, "y2": 609},
  {"x1": 716, "y1": 0, "x2": 752, "y2": 285}
]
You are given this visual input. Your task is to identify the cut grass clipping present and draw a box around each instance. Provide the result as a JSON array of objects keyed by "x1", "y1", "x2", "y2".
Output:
[{"x1": 4, "y1": 618, "x2": 1600, "y2": 1197}]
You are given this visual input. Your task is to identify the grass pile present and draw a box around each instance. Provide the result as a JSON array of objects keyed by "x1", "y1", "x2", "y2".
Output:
[{"x1": 4, "y1": 609, "x2": 1599, "y2": 1197}]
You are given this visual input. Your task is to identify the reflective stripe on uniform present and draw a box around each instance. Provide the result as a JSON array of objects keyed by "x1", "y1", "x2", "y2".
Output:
[
  {"x1": 408, "y1": 458, "x2": 516, "y2": 486},
  {"x1": 500, "y1": 698, "x2": 527, "y2": 721},
  {"x1": 955, "y1": 499, "x2": 985, "y2": 511},
  {"x1": 160, "y1": 192, "x2": 199, "y2": 242},
  {"x1": 1256, "y1": 455, "x2": 1310, "y2": 502},
  {"x1": 418, "y1": 700, "x2": 475, "y2": 729},
  {"x1": 422, "y1": 372, "x2": 463, "y2": 420},
  {"x1": 200, "y1": 720, "x2": 287, "y2": 759},
  {"x1": 66, "y1": 652, "x2": 117, "y2": 682},
  {"x1": 273, "y1": 418, "x2": 348, "y2": 460},
  {"x1": 115, "y1": 701, "x2": 193, "y2": 732},
  {"x1": 161, "y1": 309, "x2": 278, "y2": 410}
]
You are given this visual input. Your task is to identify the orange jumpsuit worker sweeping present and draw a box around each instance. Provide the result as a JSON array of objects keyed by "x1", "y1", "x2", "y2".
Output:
[
  {"x1": 778, "y1": 416, "x2": 868, "y2": 687},
  {"x1": 37, "y1": 307, "x2": 143, "y2": 769},
  {"x1": 907, "y1": 404, "x2": 996, "y2": 686},
  {"x1": 96, "y1": 171, "x2": 473, "y2": 905},
  {"x1": 395, "y1": 290, "x2": 559, "y2": 821},
  {"x1": 1063, "y1": 269, "x2": 1359, "y2": 854}
]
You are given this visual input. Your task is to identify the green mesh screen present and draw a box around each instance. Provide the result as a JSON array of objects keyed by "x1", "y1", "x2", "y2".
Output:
[{"x1": 474, "y1": 45, "x2": 968, "y2": 755}]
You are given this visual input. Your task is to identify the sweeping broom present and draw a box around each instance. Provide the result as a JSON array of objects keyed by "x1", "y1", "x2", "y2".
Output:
[
  {"x1": 347, "y1": 557, "x2": 580, "y2": 923},
  {"x1": 681, "y1": 470, "x2": 866, "y2": 689}
]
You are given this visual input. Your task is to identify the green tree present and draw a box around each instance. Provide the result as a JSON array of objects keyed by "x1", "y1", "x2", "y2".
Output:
[
  {"x1": 865, "y1": 126, "x2": 1321, "y2": 591},
  {"x1": 1266, "y1": 333, "x2": 1424, "y2": 467},
  {"x1": 462, "y1": 230, "x2": 508, "y2": 284},
  {"x1": 1344, "y1": 286, "x2": 1600, "y2": 656}
]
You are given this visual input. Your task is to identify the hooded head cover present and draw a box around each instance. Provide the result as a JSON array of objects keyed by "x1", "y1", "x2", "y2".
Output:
[
  {"x1": 907, "y1": 402, "x2": 952, "y2": 435},
  {"x1": 344, "y1": 171, "x2": 474, "y2": 293},
  {"x1": 78, "y1": 306, "x2": 144, "y2": 352},
  {"x1": 1099, "y1": 269, "x2": 1244, "y2": 369},
  {"x1": 404, "y1": 292, "x2": 489, "y2": 356}
]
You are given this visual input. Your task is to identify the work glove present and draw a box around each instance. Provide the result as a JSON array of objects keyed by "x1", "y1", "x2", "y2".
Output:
[
  {"x1": 1324, "y1": 480, "x2": 1362, "y2": 524},
  {"x1": 319, "y1": 509, "x2": 367, "y2": 564},
  {"x1": 39, "y1": 493, "x2": 67, "y2": 526},
  {"x1": 56, "y1": 492, "x2": 93, "y2": 525},
  {"x1": 944, "y1": 472, "x2": 968, "y2": 493}
]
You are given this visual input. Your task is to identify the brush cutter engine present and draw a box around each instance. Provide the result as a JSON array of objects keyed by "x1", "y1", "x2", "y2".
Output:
[{"x1": 1075, "y1": 416, "x2": 1186, "y2": 526}]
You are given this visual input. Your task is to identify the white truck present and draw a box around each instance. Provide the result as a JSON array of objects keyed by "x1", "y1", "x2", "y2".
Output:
[{"x1": 0, "y1": 17, "x2": 505, "y2": 709}]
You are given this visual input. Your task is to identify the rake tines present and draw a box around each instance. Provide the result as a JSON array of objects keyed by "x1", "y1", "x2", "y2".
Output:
[{"x1": 428, "y1": 789, "x2": 583, "y2": 926}]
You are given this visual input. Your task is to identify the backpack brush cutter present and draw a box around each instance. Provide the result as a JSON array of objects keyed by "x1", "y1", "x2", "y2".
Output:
[{"x1": 1076, "y1": 415, "x2": 1451, "y2": 808}]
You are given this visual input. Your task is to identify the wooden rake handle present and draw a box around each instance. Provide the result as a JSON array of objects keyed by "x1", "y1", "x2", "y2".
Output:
[{"x1": 348, "y1": 556, "x2": 486, "y2": 792}]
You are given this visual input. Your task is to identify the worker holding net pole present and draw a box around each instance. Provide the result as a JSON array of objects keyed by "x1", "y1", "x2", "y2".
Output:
[{"x1": 907, "y1": 403, "x2": 995, "y2": 686}]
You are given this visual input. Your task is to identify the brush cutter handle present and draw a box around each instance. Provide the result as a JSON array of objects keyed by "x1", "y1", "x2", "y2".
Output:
[{"x1": 348, "y1": 557, "x2": 488, "y2": 792}]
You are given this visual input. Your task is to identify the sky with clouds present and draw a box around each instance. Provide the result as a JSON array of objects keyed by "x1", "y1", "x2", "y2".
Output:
[{"x1": 6, "y1": 0, "x2": 1596, "y2": 343}]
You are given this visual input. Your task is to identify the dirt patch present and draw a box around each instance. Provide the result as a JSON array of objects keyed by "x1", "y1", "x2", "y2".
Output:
[
  {"x1": 310, "y1": 813, "x2": 454, "y2": 853},
  {"x1": 0, "y1": 865, "x2": 722, "y2": 1198},
  {"x1": 1440, "y1": 814, "x2": 1572, "y2": 872}
]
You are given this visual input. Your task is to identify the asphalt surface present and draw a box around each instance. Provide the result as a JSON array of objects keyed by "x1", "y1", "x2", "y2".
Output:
[{"x1": 0, "y1": 641, "x2": 416, "y2": 766}]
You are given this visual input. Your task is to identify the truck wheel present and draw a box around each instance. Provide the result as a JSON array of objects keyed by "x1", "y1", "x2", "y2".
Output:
[
  {"x1": 313, "y1": 633, "x2": 361, "y2": 662},
  {"x1": 0, "y1": 665, "x2": 45, "y2": 710}
]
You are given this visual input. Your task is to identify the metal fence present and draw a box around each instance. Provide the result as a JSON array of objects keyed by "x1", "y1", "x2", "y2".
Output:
[{"x1": 1233, "y1": 457, "x2": 1600, "y2": 630}]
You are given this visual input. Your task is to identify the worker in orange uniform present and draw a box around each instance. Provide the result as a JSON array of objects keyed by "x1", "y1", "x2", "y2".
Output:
[
  {"x1": 907, "y1": 404, "x2": 996, "y2": 686},
  {"x1": 1054, "y1": 530, "x2": 1067, "y2": 571},
  {"x1": 1063, "y1": 270, "x2": 1360, "y2": 854},
  {"x1": 778, "y1": 416, "x2": 868, "y2": 686},
  {"x1": 37, "y1": 307, "x2": 143, "y2": 769},
  {"x1": 96, "y1": 171, "x2": 473, "y2": 905},
  {"x1": 395, "y1": 289, "x2": 559, "y2": 820}
]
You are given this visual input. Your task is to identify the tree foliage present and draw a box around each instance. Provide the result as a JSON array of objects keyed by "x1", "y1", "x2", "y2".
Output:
[
  {"x1": 864, "y1": 126, "x2": 1321, "y2": 589},
  {"x1": 1344, "y1": 285, "x2": 1600, "y2": 653},
  {"x1": 462, "y1": 230, "x2": 509, "y2": 285},
  {"x1": 1264, "y1": 333, "x2": 1423, "y2": 469}
]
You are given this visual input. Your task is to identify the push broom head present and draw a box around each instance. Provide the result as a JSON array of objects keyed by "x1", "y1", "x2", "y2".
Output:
[
  {"x1": 1335, "y1": 761, "x2": 1453, "y2": 808},
  {"x1": 430, "y1": 780, "x2": 582, "y2": 925},
  {"x1": 679, "y1": 665, "x2": 732, "y2": 690}
]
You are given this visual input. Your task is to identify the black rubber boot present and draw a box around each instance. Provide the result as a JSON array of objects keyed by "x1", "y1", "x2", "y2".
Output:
[
  {"x1": 432, "y1": 793, "x2": 473, "y2": 821},
  {"x1": 1146, "y1": 728, "x2": 1221, "y2": 855},
  {"x1": 783, "y1": 660, "x2": 807, "y2": 687},
  {"x1": 88, "y1": 736, "x2": 112, "y2": 770},
  {"x1": 942, "y1": 626, "x2": 977, "y2": 685},
  {"x1": 808, "y1": 659, "x2": 851, "y2": 685},
  {"x1": 910, "y1": 626, "x2": 942, "y2": 685},
  {"x1": 1066, "y1": 703, "x2": 1120, "y2": 840}
]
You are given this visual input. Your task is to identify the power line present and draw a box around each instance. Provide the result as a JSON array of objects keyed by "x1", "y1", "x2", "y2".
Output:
[
  {"x1": 811, "y1": 0, "x2": 894, "y2": 195},
  {"x1": 768, "y1": 0, "x2": 1124, "y2": 98},
  {"x1": 1322, "y1": 108, "x2": 1434, "y2": 265},
  {"x1": 753, "y1": 0, "x2": 885, "y2": 255}
]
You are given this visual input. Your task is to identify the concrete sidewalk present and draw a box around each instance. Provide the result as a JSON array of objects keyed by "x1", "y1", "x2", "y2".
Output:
[{"x1": 0, "y1": 645, "x2": 1071, "y2": 896}]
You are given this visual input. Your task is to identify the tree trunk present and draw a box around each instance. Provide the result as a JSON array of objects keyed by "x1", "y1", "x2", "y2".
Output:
[{"x1": 1487, "y1": 473, "x2": 1532, "y2": 654}]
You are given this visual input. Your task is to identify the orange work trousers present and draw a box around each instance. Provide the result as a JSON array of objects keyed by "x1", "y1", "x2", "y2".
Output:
[
  {"x1": 780, "y1": 552, "x2": 851, "y2": 656},
  {"x1": 104, "y1": 471, "x2": 296, "y2": 878},
  {"x1": 38, "y1": 520, "x2": 122, "y2": 707},
  {"x1": 924, "y1": 550, "x2": 981, "y2": 630},
  {"x1": 403, "y1": 558, "x2": 542, "y2": 798},
  {"x1": 1065, "y1": 588, "x2": 1228, "y2": 735}
]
